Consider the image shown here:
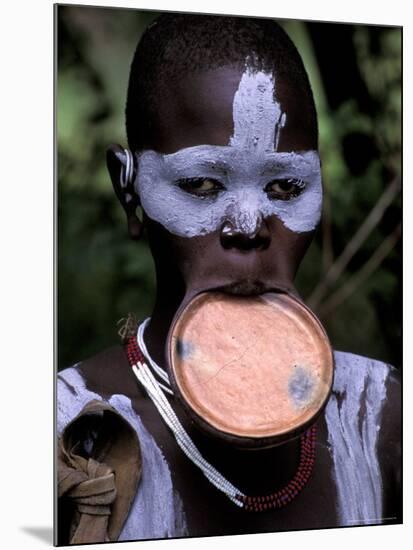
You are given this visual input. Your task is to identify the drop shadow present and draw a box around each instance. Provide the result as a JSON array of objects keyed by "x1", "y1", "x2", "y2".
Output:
[{"x1": 20, "y1": 526, "x2": 54, "y2": 545}]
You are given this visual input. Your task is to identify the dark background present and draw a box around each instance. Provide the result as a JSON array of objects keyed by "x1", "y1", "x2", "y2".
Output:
[{"x1": 57, "y1": 5, "x2": 401, "y2": 371}]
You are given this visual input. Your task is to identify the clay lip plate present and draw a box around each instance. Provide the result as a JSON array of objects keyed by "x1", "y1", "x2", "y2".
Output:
[{"x1": 169, "y1": 291, "x2": 334, "y2": 439}]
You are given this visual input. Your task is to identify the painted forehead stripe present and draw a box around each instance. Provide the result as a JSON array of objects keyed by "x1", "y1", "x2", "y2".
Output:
[
  {"x1": 135, "y1": 67, "x2": 322, "y2": 238},
  {"x1": 229, "y1": 68, "x2": 286, "y2": 153}
]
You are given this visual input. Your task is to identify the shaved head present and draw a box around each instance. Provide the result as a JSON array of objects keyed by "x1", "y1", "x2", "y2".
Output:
[{"x1": 126, "y1": 13, "x2": 318, "y2": 152}]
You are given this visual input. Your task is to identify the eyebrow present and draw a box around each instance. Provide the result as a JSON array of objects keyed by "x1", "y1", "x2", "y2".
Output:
[
  {"x1": 165, "y1": 155, "x2": 230, "y2": 176},
  {"x1": 259, "y1": 160, "x2": 301, "y2": 177},
  {"x1": 159, "y1": 147, "x2": 320, "y2": 180},
  {"x1": 259, "y1": 153, "x2": 319, "y2": 177}
]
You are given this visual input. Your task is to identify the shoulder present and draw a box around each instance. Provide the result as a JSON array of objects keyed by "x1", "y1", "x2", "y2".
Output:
[
  {"x1": 323, "y1": 351, "x2": 401, "y2": 524},
  {"x1": 332, "y1": 349, "x2": 400, "y2": 424},
  {"x1": 332, "y1": 350, "x2": 400, "y2": 417},
  {"x1": 333, "y1": 349, "x2": 397, "y2": 391},
  {"x1": 57, "y1": 344, "x2": 146, "y2": 434},
  {"x1": 59, "y1": 344, "x2": 142, "y2": 396},
  {"x1": 331, "y1": 350, "x2": 401, "y2": 495}
]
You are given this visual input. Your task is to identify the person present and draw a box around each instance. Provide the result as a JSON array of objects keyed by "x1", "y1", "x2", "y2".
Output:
[{"x1": 56, "y1": 13, "x2": 401, "y2": 545}]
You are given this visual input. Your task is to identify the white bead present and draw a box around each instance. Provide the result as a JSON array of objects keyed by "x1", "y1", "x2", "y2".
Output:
[{"x1": 131, "y1": 344, "x2": 245, "y2": 502}]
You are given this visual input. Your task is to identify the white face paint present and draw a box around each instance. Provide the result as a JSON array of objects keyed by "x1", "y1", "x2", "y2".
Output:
[
  {"x1": 135, "y1": 65, "x2": 322, "y2": 238},
  {"x1": 229, "y1": 68, "x2": 286, "y2": 152}
]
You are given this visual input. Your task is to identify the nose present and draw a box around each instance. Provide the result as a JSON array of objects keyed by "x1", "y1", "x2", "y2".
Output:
[{"x1": 220, "y1": 218, "x2": 271, "y2": 251}]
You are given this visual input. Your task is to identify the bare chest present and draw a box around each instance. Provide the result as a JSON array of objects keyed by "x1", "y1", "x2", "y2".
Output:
[{"x1": 132, "y1": 395, "x2": 340, "y2": 536}]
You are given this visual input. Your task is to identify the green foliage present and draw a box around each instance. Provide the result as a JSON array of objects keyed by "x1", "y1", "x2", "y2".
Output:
[
  {"x1": 290, "y1": 22, "x2": 401, "y2": 365},
  {"x1": 57, "y1": 7, "x2": 401, "y2": 370}
]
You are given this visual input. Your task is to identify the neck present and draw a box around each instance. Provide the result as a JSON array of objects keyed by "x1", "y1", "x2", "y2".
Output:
[{"x1": 144, "y1": 268, "x2": 186, "y2": 368}]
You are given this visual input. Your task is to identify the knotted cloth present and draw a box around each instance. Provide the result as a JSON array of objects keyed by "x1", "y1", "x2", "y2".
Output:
[{"x1": 57, "y1": 399, "x2": 142, "y2": 544}]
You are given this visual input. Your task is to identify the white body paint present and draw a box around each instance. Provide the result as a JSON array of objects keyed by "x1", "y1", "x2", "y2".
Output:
[
  {"x1": 135, "y1": 66, "x2": 322, "y2": 237},
  {"x1": 326, "y1": 351, "x2": 390, "y2": 525},
  {"x1": 57, "y1": 367, "x2": 188, "y2": 540},
  {"x1": 57, "y1": 351, "x2": 392, "y2": 535}
]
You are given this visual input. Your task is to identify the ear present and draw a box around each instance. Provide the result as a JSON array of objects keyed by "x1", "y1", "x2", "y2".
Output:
[{"x1": 106, "y1": 143, "x2": 142, "y2": 240}]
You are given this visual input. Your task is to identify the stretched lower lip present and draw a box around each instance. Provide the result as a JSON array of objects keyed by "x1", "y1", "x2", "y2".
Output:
[
  {"x1": 215, "y1": 280, "x2": 270, "y2": 296},
  {"x1": 168, "y1": 284, "x2": 333, "y2": 449},
  {"x1": 184, "y1": 279, "x2": 296, "y2": 303}
]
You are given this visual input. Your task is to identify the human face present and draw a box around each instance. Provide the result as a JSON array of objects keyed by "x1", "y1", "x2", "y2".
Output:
[{"x1": 135, "y1": 65, "x2": 321, "y2": 298}]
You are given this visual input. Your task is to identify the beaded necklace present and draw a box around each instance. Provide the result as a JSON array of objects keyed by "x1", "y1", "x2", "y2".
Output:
[{"x1": 126, "y1": 319, "x2": 317, "y2": 513}]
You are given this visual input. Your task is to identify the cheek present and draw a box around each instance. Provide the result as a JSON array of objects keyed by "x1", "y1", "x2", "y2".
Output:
[
  {"x1": 145, "y1": 216, "x2": 181, "y2": 261},
  {"x1": 268, "y1": 216, "x2": 314, "y2": 266},
  {"x1": 265, "y1": 190, "x2": 322, "y2": 234},
  {"x1": 145, "y1": 215, "x2": 205, "y2": 269}
]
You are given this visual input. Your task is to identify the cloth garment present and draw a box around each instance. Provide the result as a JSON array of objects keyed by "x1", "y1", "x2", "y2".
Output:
[
  {"x1": 57, "y1": 368, "x2": 188, "y2": 543},
  {"x1": 57, "y1": 399, "x2": 142, "y2": 544}
]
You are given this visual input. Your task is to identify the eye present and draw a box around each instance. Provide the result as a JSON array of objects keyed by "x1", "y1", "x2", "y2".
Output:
[
  {"x1": 265, "y1": 178, "x2": 306, "y2": 200},
  {"x1": 176, "y1": 177, "x2": 225, "y2": 197}
]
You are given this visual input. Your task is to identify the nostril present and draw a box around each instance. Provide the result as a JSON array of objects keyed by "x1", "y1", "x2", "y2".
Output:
[
  {"x1": 220, "y1": 221, "x2": 270, "y2": 251},
  {"x1": 221, "y1": 221, "x2": 236, "y2": 238}
]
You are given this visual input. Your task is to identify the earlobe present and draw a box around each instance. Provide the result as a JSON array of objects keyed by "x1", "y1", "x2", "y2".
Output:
[{"x1": 106, "y1": 144, "x2": 143, "y2": 240}]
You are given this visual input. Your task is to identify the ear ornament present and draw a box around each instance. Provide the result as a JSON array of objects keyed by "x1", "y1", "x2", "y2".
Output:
[{"x1": 120, "y1": 148, "x2": 136, "y2": 190}]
